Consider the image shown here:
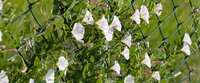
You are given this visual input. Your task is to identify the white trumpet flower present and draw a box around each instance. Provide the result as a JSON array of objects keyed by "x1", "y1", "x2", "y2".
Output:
[
  {"x1": 151, "y1": 71, "x2": 161, "y2": 81},
  {"x1": 0, "y1": 70, "x2": 9, "y2": 83},
  {"x1": 142, "y1": 53, "x2": 151, "y2": 68},
  {"x1": 130, "y1": 5, "x2": 149, "y2": 24},
  {"x1": 111, "y1": 61, "x2": 120, "y2": 75},
  {"x1": 122, "y1": 35, "x2": 132, "y2": 47},
  {"x1": 121, "y1": 46, "x2": 130, "y2": 60},
  {"x1": 72, "y1": 23, "x2": 85, "y2": 43},
  {"x1": 183, "y1": 33, "x2": 192, "y2": 45},
  {"x1": 56, "y1": 56, "x2": 69, "y2": 71},
  {"x1": 96, "y1": 15, "x2": 113, "y2": 41},
  {"x1": 83, "y1": 10, "x2": 94, "y2": 25},
  {"x1": 124, "y1": 75, "x2": 135, "y2": 83},
  {"x1": 155, "y1": 3, "x2": 162, "y2": 16},
  {"x1": 29, "y1": 78, "x2": 35, "y2": 83},
  {"x1": 45, "y1": 69, "x2": 55, "y2": 83},
  {"x1": 130, "y1": 9, "x2": 140, "y2": 25},
  {"x1": 140, "y1": 5, "x2": 149, "y2": 24},
  {"x1": 181, "y1": 43, "x2": 191, "y2": 55},
  {"x1": 181, "y1": 33, "x2": 192, "y2": 55},
  {"x1": 110, "y1": 15, "x2": 122, "y2": 31},
  {"x1": 96, "y1": 15, "x2": 109, "y2": 31}
]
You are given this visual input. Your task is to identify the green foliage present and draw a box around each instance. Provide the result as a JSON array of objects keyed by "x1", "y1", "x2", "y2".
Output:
[{"x1": 0, "y1": 0, "x2": 200, "y2": 82}]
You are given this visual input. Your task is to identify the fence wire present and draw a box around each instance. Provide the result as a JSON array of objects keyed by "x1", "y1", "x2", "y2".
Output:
[{"x1": 1, "y1": 0, "x2": 200, "y2": 82}]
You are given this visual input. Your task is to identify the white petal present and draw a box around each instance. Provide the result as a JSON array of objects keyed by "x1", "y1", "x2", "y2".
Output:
[
  {"x1": 121, "y1": 46, "x2": 130, "y2": 60},
  {"x1": 140, "y1": 5, "x2": 149, "y2": 24},
  {"x1": 96, "y1": 15, "x2": 113, "y2": 41},
  {"x1": 122, "y1": 35, "x2": 132, "y2": 47},
  {"x1": 151, "y1": 71, "x2": 161, "y2": 81},
  {"x1": 130, "y1": 9, "x2": 141, "y2": 25},
  {"x1": 181, "y1": 43, "x2": 191, "y2": 55},
  {"x1": 0, "y1": 0, "x2": 3, "y2": 11},
  {"x1": 0, "y1": 70, "x2": 9, "y2": 83},
  {"x1": 124, "y1": 75, "x2": 135, "y2": 83},
  {"x1": 110, "y1": 15, "x2": 122, "y2": 31},
  {"x1": 29, "y1": 78, "x2": 35, "y2": 83},
  {"x1": 155, "y1": 3, "x2": 162, "y2": 16},
  {"x1": 111, "y1": 61, "x2": 120, "y2": 75},
  {"x1": 173, "y1": 72, "x2": 182, "y2": 77},
  {"x1": 183, "y1": 33, "x2": 192, "y2": 45},
  {"x1": 72, "y1": 23, "x2": 85, "y2": 42},
  {"x1": 0, "y1": 31, "x2": 2, "y2": 42},
  {"x1": 56, "y1": 56, "x2": 69, "y2": 71},
  {"x1": 96, "y1": 15, "x2": 109, "y2": 32},
  {"x1": 45, "y1": 69, "x2": 55, "y2": 83},
  {"x1": 142, "y1": 53, "x2": 151, "y2": 68},
  {"x1": 103, "y1": 27, "x2": 113, "y2": 41},
  {"x1": 83, "y1": 10, "x2": 94, "y2": 25}
]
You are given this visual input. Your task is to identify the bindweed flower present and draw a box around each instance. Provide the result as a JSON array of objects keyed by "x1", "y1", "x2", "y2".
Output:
[
  {"x1": 56, "y1": 56, "x2": 68, "y2": 71},
  {"x1": 130, "y1": 9, "x2": 140, "y2": 25},
  {"x1": 103, "y1": 27, "x2": 113, "y2": 42},
  {"x1": 155, "y1": 3, "x2": 162, "y2": 16},
  {"x1": 0, "y1": 70, "x2": 9, "y2": 83},
  {"x1": 151, "y1": 71, "x2": 161, "y2": 81},
  {"x1": 142, "y1": 53, "x2": 151, "y2": 68},
  {"x1": 111, "y1": 61, "x2": 120, "y2": 75},
  {"x1": 122, "y1": 35, "x2": 132, "y2": 47},
  {"x1": 124, "y1": 75, "x2": 135, "y2": 83},
  {"x1": 140, "y1": 5, "x2": 149, "y2": 24},
  {"x1": 72, "y1": 23, "x2": 85, "y2": 43},
  {"x1": 130, "y1": 5, "x2": 149, "y2": 24},
  {"x1": 29, "y1": 78, "x2": 35, "y2": 83},
  {"x1": 183, "y1": 33, "x2": 192, "y2": 45},
  {"x1": 96, "y1": 15, "x2": 113, "y2": 41},
  {"x1": 96, "y1": 15, "x2": 109, "y2": 32},
  {"x1": 181, "y1": 43, "x2": 191, "y2": 55},
  {"x1": 181, "y1": 33, "x2": 192, "y2": 55},
  {"x1": 110, "y1": 15, "x2": 122, "y2": 31},
  {"x1": 45, "y1": 69, "x2": 55, "y2": 83},
  {"x1": 0, "y1": 0, "x2": 3, "y2": 11},
  {"x1": 121, "y1": 46, "x2": 130, "y2": 60},
  {"x1": 0, "y1": 31, "x2": 2, "y2": 42},
  {"x1": 83, "y1": 10, "x2": 94, "y2": 25}
]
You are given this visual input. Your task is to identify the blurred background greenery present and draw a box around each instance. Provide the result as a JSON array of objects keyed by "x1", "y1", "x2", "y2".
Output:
[{"x1": 0, "y1": 0, "x2": 200, "y2": 82}]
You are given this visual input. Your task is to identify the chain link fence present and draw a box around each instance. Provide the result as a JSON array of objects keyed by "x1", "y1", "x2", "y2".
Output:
[{"x1": 0, "y1": 0, "x2": 200, "y2": 82}]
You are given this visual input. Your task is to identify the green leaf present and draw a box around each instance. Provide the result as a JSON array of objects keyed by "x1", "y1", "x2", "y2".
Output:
[
  {"x1": 34, "y1": 56, "x2": 41, "y2": 67},
  {"x1": 90, "y1": 56, "x2": 95, "y2": 63},
  {"x1": 82, "y1": 62, "x2": 89, "y2": 77}
]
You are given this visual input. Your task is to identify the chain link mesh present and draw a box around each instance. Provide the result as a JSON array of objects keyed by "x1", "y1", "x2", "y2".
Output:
[{"x1": 1, "y1": 0, "x2": 200, "y2": 82}]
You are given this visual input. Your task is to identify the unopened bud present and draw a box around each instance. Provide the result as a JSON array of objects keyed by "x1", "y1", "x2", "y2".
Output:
[
  {"x1": 99, "y1": 3, "x2": 109, "y2": 8},
  {"x1": 153, "y1": 60, "x2": 163, "y2": 65},
  {"x1": 132, "y1": 42, "x2": 140, "y2": 46},
  {"x1": 4, "y1": 49, "x2": 18, "y2": 53},
  {"x1": 0, "y1": 45, "x2": 5, "y2": 49}
]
